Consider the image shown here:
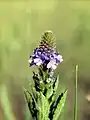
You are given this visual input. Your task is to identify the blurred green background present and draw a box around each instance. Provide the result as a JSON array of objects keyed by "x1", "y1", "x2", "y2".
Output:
[{"x1": 0, "y1": 0, "x2": 90, "y2": 120}]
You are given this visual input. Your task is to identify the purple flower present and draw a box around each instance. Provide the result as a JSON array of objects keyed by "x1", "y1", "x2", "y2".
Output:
[
  {"x1": 47, "y1": 59, "x2": 57, "y2": 70},
  {"x1": 34, "y1": 58, "x2": 43, "y2": 66},
  {"x1": 29, "y1": 46, "x2": 63, "y2": 70}
]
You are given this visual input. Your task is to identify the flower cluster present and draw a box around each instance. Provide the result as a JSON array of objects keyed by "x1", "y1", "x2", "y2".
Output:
[
  {"x1": 29, "y1": 46, "x2": 63, "y2": 70},
  {"x1": 29, "y1": 31, "x2": 63, "y2": 70}
]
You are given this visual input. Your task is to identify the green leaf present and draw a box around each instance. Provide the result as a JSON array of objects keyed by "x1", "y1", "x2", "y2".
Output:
[
  {"x1": 46, "y1": 84, "x2": 53, "y2": 99},
  {"x1": 53, "y1": 90, "x2": 67, "y2": 120},
  {"x1": 24, "y1": 88, "x2": 32, "y2": 103},
  {"x1": 37, "y1": 92, "x2": 49, "y2": 120},
  {"x1": 25, "y1": 104, "x2": 30, "y2": 120},
  {"x1": 53, "y1": 75, "x2": 59, "y2": 93},
  {"x1": 49, "y1": 75, "x2": 59, "y2": 103},
  {"x1": 24, "y1": 88, "x2": 38, "y2": 118}
]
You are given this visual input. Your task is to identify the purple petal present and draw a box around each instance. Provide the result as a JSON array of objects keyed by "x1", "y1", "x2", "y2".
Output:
[
  {"x1": 60, "y1": 58, "x2": 63, "y2": 62},
  {"x1": 47, "y1": 59, "x2": 57, "y2": 69},
  {"x1": 53, "y1": 54, "x2": 63, "y2": 63},
  {"x1": 57, "y1": 55, "x2": 62, "y2": 60},
  {"x1": 34, "y1": 58, "x2": 42, "y2": 66}
]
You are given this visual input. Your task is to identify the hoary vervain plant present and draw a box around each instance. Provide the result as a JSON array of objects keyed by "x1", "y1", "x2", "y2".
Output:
[{"x1": 24, "y1": 31, "x2": 67, "y2": 120}]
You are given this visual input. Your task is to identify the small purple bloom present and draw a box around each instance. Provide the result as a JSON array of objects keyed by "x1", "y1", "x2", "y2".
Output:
[
  {"x1": 47, "y1": 59, "x2": 57, "y2": 70},
  {"x1": 29, "y1": 46, "x2": 63, "y2": 70},
  {"x1": 34, "y1": 58, "x2": 43, "y2": 66}
]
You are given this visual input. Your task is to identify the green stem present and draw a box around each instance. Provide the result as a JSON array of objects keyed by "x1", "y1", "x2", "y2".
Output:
[{"x1": 74, "y1": 65, "x2": 78, "y2": 120}]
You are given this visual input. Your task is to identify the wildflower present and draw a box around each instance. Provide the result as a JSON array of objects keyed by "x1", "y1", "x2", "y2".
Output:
[
  {"x1": 29, "y1": 31, "x2": 63, "y2": 70},
  {"x1": 25, "y1": 31, "x2": 67, "y2": 120}
]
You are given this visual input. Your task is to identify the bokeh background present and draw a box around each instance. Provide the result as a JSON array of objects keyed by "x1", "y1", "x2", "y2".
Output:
[{"x1": 0, "y1": 0, "x2": 90, "y2": 120}]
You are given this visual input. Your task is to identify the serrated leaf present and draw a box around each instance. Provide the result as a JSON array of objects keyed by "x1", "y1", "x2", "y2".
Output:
[
  {"x1": 46, "y1": 85, "x2": 53, "y2": 99},
  {"x1": 24, "y1": 88, "x2": 32, "y2": 103},
  {"x1": 53, "y1": 75, "x2": 59, "y2": 93},
  {"x1": 37, "y1": 92, "x2": 49, "y2": 120},
  {"x1": 53, "y1": 90, "x2": 67, "y2": 120},
  {"x1": 44, "y1": 81, "x2": 53, "y2": 99},
  {"x1": 49, "y1": 75, "x2": 59, "y2": 103},
  {"x1": 24, "y1": 88, "x2": 38, "y2": 118}
]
